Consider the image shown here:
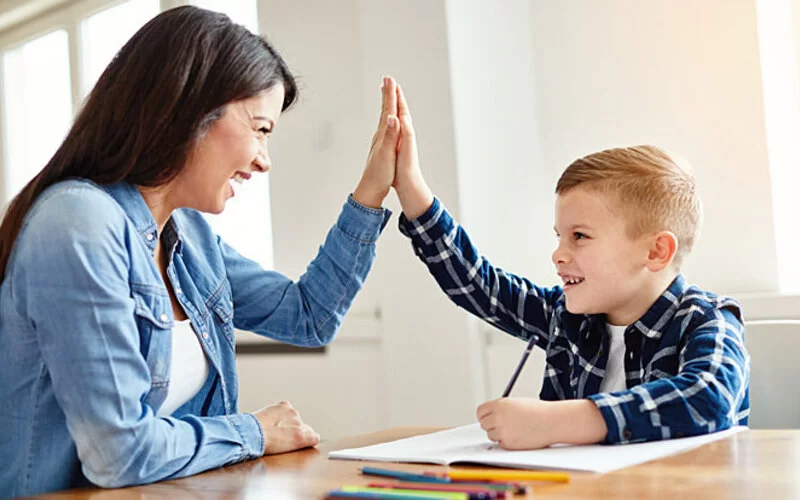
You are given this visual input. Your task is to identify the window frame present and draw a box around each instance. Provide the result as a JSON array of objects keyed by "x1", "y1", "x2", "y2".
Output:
[{"x1": 0, "y1": 0, "x2": 188, "y2": 207}]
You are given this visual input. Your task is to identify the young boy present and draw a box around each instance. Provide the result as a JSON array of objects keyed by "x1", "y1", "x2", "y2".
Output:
[{"x1": 390, "y1": 87, "x2": 749, "y2": 449}]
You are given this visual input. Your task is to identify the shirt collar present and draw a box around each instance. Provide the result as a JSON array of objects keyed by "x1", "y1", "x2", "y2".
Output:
[
  {"x1": 631, "y1": 274, "x2": 688, "y2": 340},
  {"x1": 101, "y1": 182, "x2": 183, "y2": 256}
]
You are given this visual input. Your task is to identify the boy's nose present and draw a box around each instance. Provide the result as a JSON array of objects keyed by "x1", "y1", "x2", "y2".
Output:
[{"x1": 552, "y1": 245, "x2": 570, "y2": 265}]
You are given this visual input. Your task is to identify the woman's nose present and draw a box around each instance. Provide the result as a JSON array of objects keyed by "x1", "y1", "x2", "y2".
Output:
[{"x1": 253, "y1": 149, "x2": 271, "y2": 173}]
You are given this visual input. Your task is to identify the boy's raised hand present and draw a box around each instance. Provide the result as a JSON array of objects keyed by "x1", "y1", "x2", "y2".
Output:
[
  {"x1": 353, "y1": 76, "x2": 400, "y2": 209},
  {"x1": 393, "y1": 84, "x2": 434, "y2": 220},
  {"x1": 477, "y1": 398, "x2": 608, "y2": 450}
]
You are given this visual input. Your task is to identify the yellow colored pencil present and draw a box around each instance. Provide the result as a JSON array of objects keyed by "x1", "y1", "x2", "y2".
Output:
[{"x1": 446, "y1": 468, "x2": 570, "y2": 483}]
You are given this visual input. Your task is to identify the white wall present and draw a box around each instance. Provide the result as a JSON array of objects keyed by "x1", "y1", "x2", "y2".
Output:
[
  {"x1": 526, "y1": 0, "x2": 778, "y2": 295},
  {"x1": 240, "y1": 0, "x2": 790, "y2": 438},
  {"x1": 249, "y1": 0, "x2": 486, "y2": 434}
]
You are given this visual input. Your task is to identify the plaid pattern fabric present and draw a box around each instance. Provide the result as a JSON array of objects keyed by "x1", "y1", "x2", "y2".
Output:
[{"x1": 399, "y1": 198, "x2": 750, "y2": 444}]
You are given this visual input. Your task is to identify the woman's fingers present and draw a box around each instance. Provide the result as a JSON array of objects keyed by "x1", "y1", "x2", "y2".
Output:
[
  {"x1": 380, "y1": 115, "x2": 399, "y2": 156},
  {"x1": 370, "y1": 76, "x2": 398, "y2": 150},
  {"x1": 254, "y1": 402, "x2": 322, "y2": 455}
]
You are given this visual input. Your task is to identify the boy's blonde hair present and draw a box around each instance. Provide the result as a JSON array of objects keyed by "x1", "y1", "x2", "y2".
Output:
[{"x1": 555, "y1": 145, "x2": 701, "y2": 268}]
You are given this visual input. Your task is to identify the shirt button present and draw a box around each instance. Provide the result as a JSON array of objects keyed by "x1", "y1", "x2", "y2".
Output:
[
  {"x1": 176, "y1": 288, "x2": 182, "y2": 295},
  {"x1": 623, "y1": 428, "x2": 633, "y2": 440},
  {"x1": 146, "y1": 233, "x2": 155, "y2": 241},
  {"x1": 629, "y1": 352, "x2": 634, "y2": 360},
  {"x1": 159, "y1": 314, "x2": 168, "y2": 322},
  {"x1": 202, "y1": 332, "x2": 209, "y2": 339}
]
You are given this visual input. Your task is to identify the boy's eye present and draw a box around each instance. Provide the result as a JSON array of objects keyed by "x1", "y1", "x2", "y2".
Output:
[{"x1": 259, "y1": 127, "x2": 271, "y2": 136}]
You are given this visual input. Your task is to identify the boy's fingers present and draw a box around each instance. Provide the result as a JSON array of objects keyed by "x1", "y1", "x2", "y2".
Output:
[
  {"x1": 379, "y1": 76, "x2": 398, "y2": 128},
  {"x1": 400, "y1": 114, "x2": 415, "y2": 138},
  {"x1": 476, "y1": 402, "x2": 494, "y2": 420},
  {"x1": 397, "y1": 84, "x2": 411, "y2": 120}
]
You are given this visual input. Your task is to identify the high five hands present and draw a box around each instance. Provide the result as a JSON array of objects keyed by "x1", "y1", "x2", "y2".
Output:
[{"x1": 353, "y1": 76, "x2": 433, "y2": 216}]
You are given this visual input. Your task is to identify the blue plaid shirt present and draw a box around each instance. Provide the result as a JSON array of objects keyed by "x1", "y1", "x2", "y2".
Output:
[{"x1": 399, "y1": 198, "x2": 750, "y2": 444}]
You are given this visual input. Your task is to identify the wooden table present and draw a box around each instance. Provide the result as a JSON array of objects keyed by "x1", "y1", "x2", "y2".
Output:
[{"x1": 38, "y1": 427, "x2": 800, "y2": 499}]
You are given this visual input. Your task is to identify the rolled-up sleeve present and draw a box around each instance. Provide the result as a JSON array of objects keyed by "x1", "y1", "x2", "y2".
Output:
[{"x1": 223, "y1": 195, "x2": 391, "y2": 346}]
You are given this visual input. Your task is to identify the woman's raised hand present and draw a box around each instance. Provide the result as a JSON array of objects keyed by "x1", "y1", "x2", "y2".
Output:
[{"x1": 352, "y1": 76, "x2": 401, "y2": 209}]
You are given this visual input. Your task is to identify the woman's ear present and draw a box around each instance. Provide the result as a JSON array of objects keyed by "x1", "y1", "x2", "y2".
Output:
[{"x1": 646, "y1": 231, "x2": 678, "y2": 272}]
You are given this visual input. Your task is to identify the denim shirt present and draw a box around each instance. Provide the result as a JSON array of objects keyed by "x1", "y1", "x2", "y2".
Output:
[{"x1": 0, "y1": 179, "x2": 390, "y2": 497}]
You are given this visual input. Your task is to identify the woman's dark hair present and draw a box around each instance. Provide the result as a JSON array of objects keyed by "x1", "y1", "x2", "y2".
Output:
[{"x1": 0, "y1": 6, "x2": 297, "y2": 281}]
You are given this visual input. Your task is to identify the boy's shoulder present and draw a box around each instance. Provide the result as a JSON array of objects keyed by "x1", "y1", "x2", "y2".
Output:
[
  {"x1": 622, "y1": 276, "x2": 743, "y2": 341},
  {"x1": 676, "y1": 283, "x2": 743, "y2": 325}
]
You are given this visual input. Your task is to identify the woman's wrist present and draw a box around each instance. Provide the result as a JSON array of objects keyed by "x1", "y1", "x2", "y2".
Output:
[{"x1": 352, "y1": 180, "x2": 389, "y2": 209}]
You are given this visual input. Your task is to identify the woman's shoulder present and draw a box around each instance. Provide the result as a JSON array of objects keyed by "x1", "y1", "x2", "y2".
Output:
[
  {"x1": 25, "y1": 179, "x2": 125, "y2": 230},
  {"x1": 18, "y1": 179, "x2": 131, "y2": 251}
]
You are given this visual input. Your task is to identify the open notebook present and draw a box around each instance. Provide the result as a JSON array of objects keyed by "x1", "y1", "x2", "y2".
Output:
[{"x1": 329, "y1": 423, "x2": 746, "y2": 473}]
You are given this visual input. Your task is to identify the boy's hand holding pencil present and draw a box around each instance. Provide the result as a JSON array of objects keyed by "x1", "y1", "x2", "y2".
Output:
[{"x1": 477, "y1": 398, "x2": 607, "y2": 450}]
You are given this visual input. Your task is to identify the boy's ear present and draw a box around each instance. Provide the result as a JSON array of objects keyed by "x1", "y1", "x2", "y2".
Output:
[{"x1": 646, "y1": 231, "x2": 678, "y2": 272}]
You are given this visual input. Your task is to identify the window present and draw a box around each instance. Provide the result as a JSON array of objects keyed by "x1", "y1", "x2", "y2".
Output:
[
  {"x1": 1, "y1": 0, "x2": 273, "y2": 271},
  {"x1": 80, "y1": 0, "x2": 160, "y2": 97},
  {"x1": 2, "y1": 30, "x2": 72, "y2": 199},
  {"x1": 756, "y1": 0, "x2": 800, "y2": 293},
  {"x1": 0, "y1": 0, "x2": 159, "y2": 203}
]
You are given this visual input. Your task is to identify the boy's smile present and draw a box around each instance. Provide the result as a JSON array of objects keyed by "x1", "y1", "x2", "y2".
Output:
[{"x1": 552, "y1": 187, "x2": 661, "y2": 326}]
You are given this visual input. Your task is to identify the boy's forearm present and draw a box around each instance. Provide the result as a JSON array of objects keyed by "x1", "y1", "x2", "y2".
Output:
[
  {"x1": 551, "y1": 400, "x2": 608, "y2": 445},
  {"x1": 396, "y1": 179, "x2": 434, "y2": 220}
]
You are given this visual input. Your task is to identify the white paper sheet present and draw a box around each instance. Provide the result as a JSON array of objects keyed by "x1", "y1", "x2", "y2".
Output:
[{"x1": 329, "y1": 423, "x2": 747, "y2": 473}]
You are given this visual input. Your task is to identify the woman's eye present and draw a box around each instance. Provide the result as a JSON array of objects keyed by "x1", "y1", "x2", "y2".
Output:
[{"x1": 574, "y1": 232, "x2": 587, "y2": 240}]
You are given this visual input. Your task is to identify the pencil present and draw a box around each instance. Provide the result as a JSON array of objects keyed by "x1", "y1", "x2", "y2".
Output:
[
  {"x1": 367, "y1": 483, "x2": 500, "y2": 499},
  {"x1": 501, "y1": 333, "x2": 538, "y2": 397},
  {"x1": 341, "y1": 485, "x2": 469, "y2": 499},
  {"x1": 446, "y1": 468, "x2": 570, "y2": 483}
]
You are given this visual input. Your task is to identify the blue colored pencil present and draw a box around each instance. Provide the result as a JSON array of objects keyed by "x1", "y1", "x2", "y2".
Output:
[{"x1": 361, "y1": 466, "x2": 452, "y2": 483}]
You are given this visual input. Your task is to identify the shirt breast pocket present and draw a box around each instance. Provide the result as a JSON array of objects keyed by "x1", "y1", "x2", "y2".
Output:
[
  {"x1": 131, "y1": 287, "x2": 173, "y2": 408},
  {"x1": 208, "y1": 281, "x2": 235, "y2": 347}
]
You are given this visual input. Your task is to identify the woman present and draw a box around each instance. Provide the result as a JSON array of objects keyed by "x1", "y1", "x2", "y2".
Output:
[{"x1": 0, "y1": 6, "x2": 401, "y2": 496}]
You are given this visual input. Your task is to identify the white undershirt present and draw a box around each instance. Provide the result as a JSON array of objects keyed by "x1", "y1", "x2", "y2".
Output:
[
  {"x1": 156, "y1": 319, "x2": 210, "y2": 417},
  {"x1": 599, "y1": 323, "x2": 628, "y2": 393}
]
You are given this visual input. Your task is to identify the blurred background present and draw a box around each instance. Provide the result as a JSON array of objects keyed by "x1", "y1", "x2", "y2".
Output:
[{"x1": 1, "y1": 0, "x2": 798, "y2": 439}]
